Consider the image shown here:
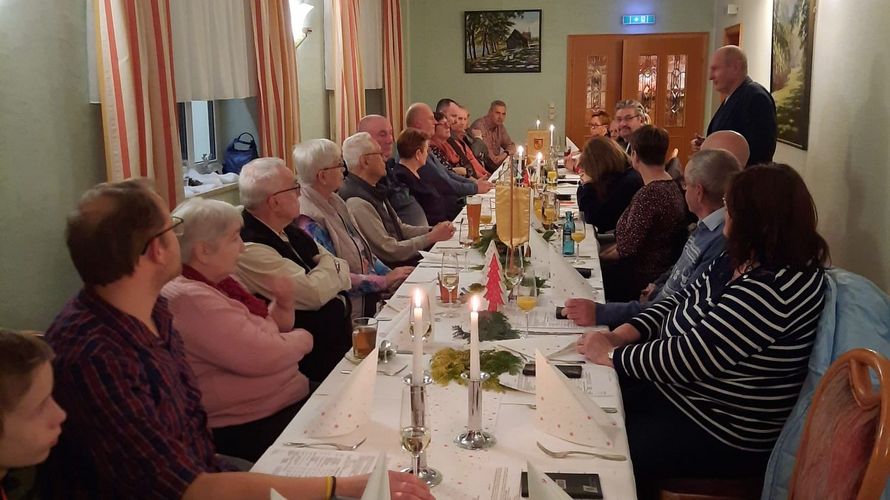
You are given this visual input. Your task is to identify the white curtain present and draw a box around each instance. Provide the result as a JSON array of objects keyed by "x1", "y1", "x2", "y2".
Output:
[
  {"x1": 324, "y1": 0, "x2": 382, "y2": 90},
  {"x1": 171, "y1": 0, "x2": 258, "y2": 101}
]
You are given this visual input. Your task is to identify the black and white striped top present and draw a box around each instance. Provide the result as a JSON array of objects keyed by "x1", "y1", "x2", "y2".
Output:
[{"x1": 615, "y1": 254, "x2": 826, "y2": 451}]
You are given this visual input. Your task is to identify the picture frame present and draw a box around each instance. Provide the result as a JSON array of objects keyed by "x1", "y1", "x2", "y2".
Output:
[
  {"x1": 464, "y1": 10, "x2": 542, "y2": 74},
  {"x1": 770, "y1": 0, "x2": 817, "y2": 149}
]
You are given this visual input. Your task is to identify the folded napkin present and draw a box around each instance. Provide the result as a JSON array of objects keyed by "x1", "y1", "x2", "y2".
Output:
[
  {"x1": 270, "y1": 489, "x2": 286, "y2": 500},
  {"x1": 305, "y1": 349, "x2": 378, "y2": 437},
  {"x1": 527, "y1": 461, "x2": 573, "y2": 500},
  {"x1": 534, "y1": 351, "x2": 618, "y2": 448},
  {"x1": 548, "y1": 245, "x2": 596, "y2": 302},
  {"x1": 528, "y1": 227, "x2": 551, "y2": 269},
  {"x1": 360, "y1": 452, "x2": 391, "y2": 500}
]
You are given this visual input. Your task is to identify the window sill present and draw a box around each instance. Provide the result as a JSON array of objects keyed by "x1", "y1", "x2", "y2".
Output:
[{"x1": 185, "y1": 182, "x2": 238, "y2": 199}]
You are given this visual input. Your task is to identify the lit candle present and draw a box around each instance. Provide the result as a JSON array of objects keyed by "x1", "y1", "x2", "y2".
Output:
[
  {"x1": 535, "y1": 151, "x2": 543, "y2": 170},
  {"x1": 549, "y1": 124, "x2": 555, "y2": 149},
  {"x1": 517, "y1": 145, "x2": 524, "y2": 160},
  {"x1": 412, "y1": 288, "x2": 425, "y2": 385},
  {"x1": 470, "y1": 295, "x2": 481, "y2": 380},
  {"x1": 535, "y1": 118, "x2": 541, "y2": 130}
]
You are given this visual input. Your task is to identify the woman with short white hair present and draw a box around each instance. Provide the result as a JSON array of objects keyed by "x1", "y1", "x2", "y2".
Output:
[
  {"x1": 161, "y1": 197, "x2": 313, "y2": 462},
  {"x1": 293, "y1": 138, "x2": 414, "y2": 318}
]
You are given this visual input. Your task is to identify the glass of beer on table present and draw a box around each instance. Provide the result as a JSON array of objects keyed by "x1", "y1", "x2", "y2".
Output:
[{"x1": 352, "y1": 317, "x2": 378, "y2": 359}]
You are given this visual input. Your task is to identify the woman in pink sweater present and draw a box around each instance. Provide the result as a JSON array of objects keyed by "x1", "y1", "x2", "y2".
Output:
[{"x1": 161, "y1": 198, "x2": 313, "y2": 462}]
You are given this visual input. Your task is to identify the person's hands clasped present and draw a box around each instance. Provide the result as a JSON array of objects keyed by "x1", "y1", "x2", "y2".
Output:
[
  {"x1": 563, "y1": 298, "x2": 596, "y2": 326},
  {"x1": 388, "y1": 471, "x2": 435, "y2": 499},
  {"x1": 427, "y1": 222, "x2": 455, "y2": 244},
  {"x1": 576, "y1": 331, "x2": 617, "y2": 367}
]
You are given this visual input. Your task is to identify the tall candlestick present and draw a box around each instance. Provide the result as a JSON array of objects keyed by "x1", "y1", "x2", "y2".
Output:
[
  {"x1": 412, "y1": 289, "x2": 425, "y2": 385},
  {"x1": 470, "y1": 296, "x2": 481, "y2": 380},
  {"x1": 549, "y1": 124, "x2": 555, "y2": 149}
]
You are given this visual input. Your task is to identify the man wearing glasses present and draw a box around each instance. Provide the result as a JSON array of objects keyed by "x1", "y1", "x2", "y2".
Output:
[
  {"x1": 236, "y1": 157, "x2": 352, "y2": 383},
  {"x1": 613, "y1": 100, "x2": 647, "y2": 152}
]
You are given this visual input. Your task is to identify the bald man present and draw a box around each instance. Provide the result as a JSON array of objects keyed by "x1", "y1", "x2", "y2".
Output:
[{"x1": 692, "y1": 45, "x2": 777, "y2": 166}]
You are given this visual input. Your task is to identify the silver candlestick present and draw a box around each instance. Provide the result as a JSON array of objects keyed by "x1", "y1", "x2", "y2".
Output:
[
  {"x1": 455, "y1": 372, "x2": 497, "y2": 449},
  {"x1": 401, "y1": 373, "x2": 443, "y2": 487}
]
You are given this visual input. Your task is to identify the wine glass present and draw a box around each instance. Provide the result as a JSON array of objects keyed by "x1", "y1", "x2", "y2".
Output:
[
  {"x1": 503, "y1": 246, "x2": 524, "y2": 302},
  {"x1": 571, "y1": 214, "x2": 588, "y2": 264},
  {"x1": 516, "y1": 269, "x2": 538, "y2": 338},
  {"x1": 480, "y1": 199, "x2": 494, "y2": 227},
  {"x1": 400, "y1": 384, "x2": 431, "y2": 479},
  {"x1": 458, "y1": 218, "x2": 473, "y2": 271},
  {"x1": 439, "y1": 253, "x2": 460, "y2": 317}
]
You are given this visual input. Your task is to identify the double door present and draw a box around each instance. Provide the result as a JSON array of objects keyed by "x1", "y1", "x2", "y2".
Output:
[{"x1": 566, "y1": 33, "x2": 709, "y2": 163}]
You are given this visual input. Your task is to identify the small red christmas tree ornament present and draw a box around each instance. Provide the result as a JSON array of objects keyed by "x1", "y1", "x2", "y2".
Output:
[{"x1": 483, "y1": 251, "x2": 506, "y2": 312}]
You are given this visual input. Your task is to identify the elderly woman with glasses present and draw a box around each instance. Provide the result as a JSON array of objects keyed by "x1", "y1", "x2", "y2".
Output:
[
  {"x1": 293, "y1": 139, "x2": 414, "y2": 318},
  {"x1": 160, "y1": 198, "x2": 314, "y2": 462}
]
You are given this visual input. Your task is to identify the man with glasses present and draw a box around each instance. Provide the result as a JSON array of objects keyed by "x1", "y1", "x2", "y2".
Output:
[
  {"x1": 236, "y1": 157, "x2": 352, "y2": 382},
  {"x1": 614, "y1": 100, "x2": 647, "y2": 151}
]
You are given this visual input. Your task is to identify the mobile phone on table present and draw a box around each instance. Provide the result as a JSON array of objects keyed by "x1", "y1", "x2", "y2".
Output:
[
  {"x1": 522, "y1": 363, "x2": 582, "y2": 378},
  {"x1": 520, "y1": 471, "x2": 603, "y2": 498}
]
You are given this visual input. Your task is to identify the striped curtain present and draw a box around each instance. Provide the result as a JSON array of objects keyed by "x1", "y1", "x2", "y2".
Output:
[
  {"x1": 382, "y1": 0, "x2": 405, "y2": 137},
  {"x1": 93, "y1": 0, "x2": 183, "y2": 208},
  {"x1": 250, "y1": 0, "x2": 301, "y2": 170},
  {"x1": 330, "y1": 0, "x2": 365, "y2": 144}
]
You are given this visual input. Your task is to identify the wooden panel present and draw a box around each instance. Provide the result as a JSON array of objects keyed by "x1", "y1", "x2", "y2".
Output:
[{"x1": 565, "y1": 35, "x2": 623, "y2": 149}]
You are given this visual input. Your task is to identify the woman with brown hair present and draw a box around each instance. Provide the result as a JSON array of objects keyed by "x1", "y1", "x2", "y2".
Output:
[
  {"x1": 587, "y1": 109, "x2": 611, "y2": 140},
  {"x1": 578, "y1": 163, "x2": 830, "y2": 498},
  {"x1": 575, "y1": 136, "x2": 643, "y2": 232}
]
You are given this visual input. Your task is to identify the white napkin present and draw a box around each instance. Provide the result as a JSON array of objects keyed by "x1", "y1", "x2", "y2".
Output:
[
  {"x1": 534, "y1": 351, "x2": 619, "y2": 448},
  {"x1": 478, "y1": 239, "x2": 499, "y2": 278},
  {"x1": 305, "y1": 349, "x2": 378, "y2": 437},
  {"x1": 360, "y1": 452, "x2": 391, "y2": 500},
  {"x1": 528, "y1": 228, "x2": 551, "y2": 269},
  {"x1": 527, "y1": 461, "x2": 573, "y2": 500},
  {"x1": 270, "y1": 488, "x2": 286, "y2": 500},
  {"x1": 566, "y1": 136, "x2": 580, "y2": 154},
  {"x1": 548, "y1": 244, "x2": 596, "y2": 302}
]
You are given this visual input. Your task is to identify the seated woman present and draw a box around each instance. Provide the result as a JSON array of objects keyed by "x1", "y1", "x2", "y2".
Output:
[
  {"x1": 576, "y1": 136, "x2": 643, "y2": 233},
  {"x1": 586, "y1": 108, "x2": 611, "y2": 141},
  {"x1": 293, "y1": 138, "x2": 414, "y2": 318},
  {"x1": 0, "y1": 330, "x2": 66, "y2": 499},
  {"x1": 393, "y1": 128, "x2": 459, "y2": 225},
  {"x1": 578, "y1": 163, "x2": 829, "y2": 498},
  {"x1": 429, "y1": 112, "x2": 468, "y2": 177},
  {"x1": 161, "y1": 198, "x2": 314, "y2": 462},
  {"x1": 600, "y1": 126, "x2": 687, "y2": 302}
]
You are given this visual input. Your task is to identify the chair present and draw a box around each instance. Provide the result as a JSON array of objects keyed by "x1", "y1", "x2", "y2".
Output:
[{"x1": 789, "y1": 349, "x2": 890, "y2": 499}]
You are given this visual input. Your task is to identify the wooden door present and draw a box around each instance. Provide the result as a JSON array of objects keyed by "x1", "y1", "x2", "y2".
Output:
[{"x1": 566, "y1": 33, "x2": 709, "y2": 163}]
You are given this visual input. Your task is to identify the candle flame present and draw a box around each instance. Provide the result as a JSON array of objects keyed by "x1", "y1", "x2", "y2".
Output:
[
  {"x1": 414, "y1": 288, "x2": 423, "y2": 308},
  {"x1": 517, "y1": 145, "x2": 524, "y2": 157},
  {"x1": 471, "y1": 294, "x2": 480, "y2": 312},
  {"x1": 549, "y1": 124, "x2": 555, "y2": 131},
  {"x1": 536, "y1": 152, "x2": 543, "y2": 160}
]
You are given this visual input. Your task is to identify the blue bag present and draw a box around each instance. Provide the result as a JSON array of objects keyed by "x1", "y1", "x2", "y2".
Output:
[{"x1": 222, "y1": 132, "x2": 258, "y2": 175}]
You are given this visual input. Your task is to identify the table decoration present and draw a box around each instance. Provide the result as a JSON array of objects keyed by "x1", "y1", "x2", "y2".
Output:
[
  {"x1": 452, "y1": 310, "x2": 520, "y2": 341},
  {"x1": 429, "y1": 348, "x2": 522, "y2": 391}
]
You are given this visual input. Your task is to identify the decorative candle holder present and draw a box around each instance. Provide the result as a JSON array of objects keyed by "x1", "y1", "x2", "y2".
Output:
[
  {"x1": 401, "y1": 373, "x2": 443, "y2": 487},
  {"x1": 455, "y1": 372, "x2": 497, "y2": 450}
]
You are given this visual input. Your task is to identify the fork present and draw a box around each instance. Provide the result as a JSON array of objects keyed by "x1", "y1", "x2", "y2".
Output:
[
  {"x1": 282, "y1": 437, "x2": 367, "y2": 450},
  {"x1": 536, "y1": 441, "x2": 626, "y2": 461},
  {"x1": 521, "y1": 403, "x2": 617, "y2": 414}
]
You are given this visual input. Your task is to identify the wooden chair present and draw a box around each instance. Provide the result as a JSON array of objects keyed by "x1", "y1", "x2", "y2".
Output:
[{"x1": 789, "y1": 348, "x2": 890, "y2": 499}]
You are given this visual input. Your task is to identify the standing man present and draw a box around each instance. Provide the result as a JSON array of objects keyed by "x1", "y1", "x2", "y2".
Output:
[
  {"x1": 357, "y1": 114, "x2": 428, "y2": 227},
  {"x1": 693, "y1": 45, "x2": 777, "y2": 166},
  {"x1": 470, "y1": 100, "x2": 516, "y2": 169}
]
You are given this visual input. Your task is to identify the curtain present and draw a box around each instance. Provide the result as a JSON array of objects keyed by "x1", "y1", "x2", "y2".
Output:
[
  {"x1": 92, "y1": 0, "x2": 183, "y2": 209},
  {"x1": 382, "y1": 0, "x2": 405, "y2": 137},
  {"x1": 330, "y1": 0, "x2": 365, "y2": 144},
  {"x1": 171, "y1": 0, "x2": 257, "y2": 102},
  {"x1": 250, "y1": 0, "x2": 301, "y2": 169}
]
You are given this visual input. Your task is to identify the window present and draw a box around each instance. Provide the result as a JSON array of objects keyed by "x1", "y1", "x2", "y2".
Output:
[{"x1": 178, "y1": 100, "x2": 217, "y2": 170}]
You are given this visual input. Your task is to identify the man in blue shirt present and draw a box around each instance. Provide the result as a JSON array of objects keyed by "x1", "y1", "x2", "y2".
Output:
[{"x1": 565, "y1": 147, "x2": 742, "y2": 328}]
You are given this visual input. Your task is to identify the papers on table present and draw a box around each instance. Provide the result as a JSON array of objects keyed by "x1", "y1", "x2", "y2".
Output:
[
  {"x1": 499, "y1": 364, "x2": 613, "y2": 396},
  {"x1": 305, "y1": 350, "x2": 377, "y2": 437},
  {"x1": 534, "y1": 351, "x2": 620, "y2": 449},
  {"x1": 504, "y1": 309, "x2": 587, "y2": 334},
  {"x1": 252, "y1": 448, "x2": 379, "y2": 477}
]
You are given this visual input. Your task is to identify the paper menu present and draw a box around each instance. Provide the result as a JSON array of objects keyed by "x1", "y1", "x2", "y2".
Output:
[{"x1": 252, "y1": 448, "x2": 379, "y2": 477}]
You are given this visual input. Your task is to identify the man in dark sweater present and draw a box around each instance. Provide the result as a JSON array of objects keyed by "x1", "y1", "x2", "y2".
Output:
[{"x1": 692, "y1": 45, "x2": 777, "y2": 166}]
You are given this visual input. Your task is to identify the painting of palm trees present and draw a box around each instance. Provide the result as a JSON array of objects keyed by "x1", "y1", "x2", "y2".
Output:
[
  {"x1": 465, "y1": 10, "x2": 541, "y2": 73},
  {"x1": 770, "y1": 0, "x2": 817, "y2": 149}
]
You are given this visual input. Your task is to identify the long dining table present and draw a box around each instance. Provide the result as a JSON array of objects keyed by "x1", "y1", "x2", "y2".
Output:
[{"x1": 251, "y1": 165, "x2": 638, "y2": 499}]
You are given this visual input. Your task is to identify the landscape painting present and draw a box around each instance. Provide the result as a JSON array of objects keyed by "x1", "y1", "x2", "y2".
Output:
[
  {"x1": 770, "y1": 0, "x2": 817, "y2": 149},
  {"x1": 465, "y1": 10, "x2": 541, "y2": 73}
]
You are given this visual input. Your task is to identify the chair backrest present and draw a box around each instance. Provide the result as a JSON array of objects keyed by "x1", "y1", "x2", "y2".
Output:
[
  {"x1": 790, "y1": 349, "x2": 890, "y2": 499},
  {"x1": 762, "y1": 268, "x2": 890, "y2": 500}
]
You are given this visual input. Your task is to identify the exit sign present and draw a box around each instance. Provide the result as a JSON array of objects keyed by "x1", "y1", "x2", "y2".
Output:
[{"x1": 622, "y1": 14, "x2": 656, "y2": 25}]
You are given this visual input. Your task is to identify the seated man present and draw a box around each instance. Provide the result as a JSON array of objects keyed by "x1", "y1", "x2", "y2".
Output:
[
  {"x1": 565, "y1": 147, "x2": 742, "y2": 328},
  {"x1": 446, "y1": 104, "x2": 489, "y2": 179},
  {"x1": 236, "y1": 158, "x2": 352, "y2": 382},
  {"x1": 340, "y1": 131, "x2": 454, "y2": 267},
  {"x1": 470, "y1": 100, "x2": 516, "y2": 169},
  {"x1": 41, "y1": 179, "x2": 432, "y2": 499},
  {"x1": 613, "y1": 99, "x2": 647, "y2": 152},
  {"x1": 0, "y1": 330, "x2": 66, "y2": 499},
  {"x1": 357, "y1": 114, "x2": 428, "y2": 227}
]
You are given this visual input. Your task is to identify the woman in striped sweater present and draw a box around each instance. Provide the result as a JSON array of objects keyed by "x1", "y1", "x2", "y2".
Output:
[{"x1": 577, "y1": 163, "x2": 830, "y2": 497}]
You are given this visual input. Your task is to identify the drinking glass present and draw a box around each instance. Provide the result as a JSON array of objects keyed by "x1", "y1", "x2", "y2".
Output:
[
  {"x1": 458, "y1": 219, "x2": 473, "y2": 271},
  {"x1": 503, "y1": 246, "x2": 524, "y2": 302},
  {"x1": 439, "y1": 253, "x2": 460, "y2": 317},
  {"x1": 466, "y1": 196, "x2": 482, "y2": 241},
  {"x1": 480, "y1": 198, "x2": 494, "y2": 227},
  {"x1": 351, "y1": 317, "x2": 378, "y2": 359},
  {"x1": 516, "y1": 269, "x2": 538, "y2": 338},
  {"x1": 400, "y1": 384, "x2": 431, "y2": 479},
  {"x1": 571, "y1": 215, "x2": 588, "y2": 264}
]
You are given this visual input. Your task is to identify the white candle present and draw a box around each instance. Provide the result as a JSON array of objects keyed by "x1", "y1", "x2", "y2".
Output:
[
  {"x1": 536, "y1": 151, "x2": 543, "y2": 170},
  {"x1": 549, "y1": 124, "x2": 555, "y2": 149},
  {"x1": 517, "y1": 145, "x2": 524, "y2": 160},
  {"x1": 470, "y1": 295, "x2": 481, "y2": 380},
  {"x1": 412, "y1": 289, "x2": 425, "y2": 385},
  {"x1": 535, "y1": 119, "x2": 541, "y2": 130}
]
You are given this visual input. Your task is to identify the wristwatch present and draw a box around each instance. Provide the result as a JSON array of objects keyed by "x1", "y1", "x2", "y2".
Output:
[{"x1": 607, "y1": 348, "x2": 615, "y2": 361}]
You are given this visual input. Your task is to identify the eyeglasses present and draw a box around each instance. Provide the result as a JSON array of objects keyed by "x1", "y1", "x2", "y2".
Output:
[
  {"x1": 141, "y1": 216, "x2": 184, "y2": 254},
  {"x1": 270, "y1": 182, "x2": 301, "y2": 198},
  {"x1": 435, "y1": 122, "x2": 450, "y2": 128},
  {"x1": 321, "y1": 159, "x2": 347, "y2": 172},
  {"x1": 362, "y1": 152, "x2": 384, "y2": 159},
  {"x1": 615, "y1": 114, "x2": 641, "y2": 123}
]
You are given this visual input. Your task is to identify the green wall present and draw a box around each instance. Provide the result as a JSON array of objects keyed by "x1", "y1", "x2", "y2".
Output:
[
  {"x1": 405, "y1": 0, "x2": 715, "y2": 142},
  {"x1": 0, "y1": 0, "x2": 106, "y2": 329}
]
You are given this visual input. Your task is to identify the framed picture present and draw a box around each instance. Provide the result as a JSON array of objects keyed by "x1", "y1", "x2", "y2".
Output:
[
  {"x1": 465, "y1": 10, "x2": 541, "y2": 73},
  {"x1": 770, "y1": 0, "x2": 817, "y2": 149}
]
